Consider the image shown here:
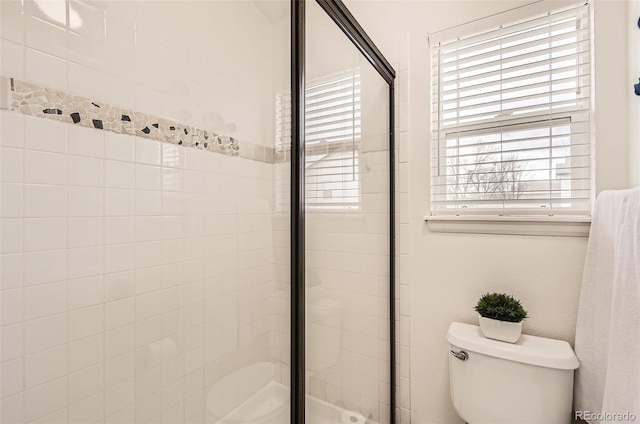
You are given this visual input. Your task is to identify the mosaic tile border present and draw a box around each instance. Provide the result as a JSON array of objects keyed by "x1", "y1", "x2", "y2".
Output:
[{"x1": 3, "y1": 77, "x2": 275, "y2": 164}]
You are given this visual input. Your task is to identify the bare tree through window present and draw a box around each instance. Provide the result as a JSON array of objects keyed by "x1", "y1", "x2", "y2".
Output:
[{"x1": 447, "y1": 144, "x2": 529, "y2": 203}]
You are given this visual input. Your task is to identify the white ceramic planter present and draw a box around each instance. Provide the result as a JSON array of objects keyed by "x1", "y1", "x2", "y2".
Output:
[{"x1": 478, "y1": 315, "x2": 523, "y2": 343}]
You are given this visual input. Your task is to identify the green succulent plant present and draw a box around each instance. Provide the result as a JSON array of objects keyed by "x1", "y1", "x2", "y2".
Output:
[{"x1": 475, "y1": 292, "x2": 528, "y2": 323}]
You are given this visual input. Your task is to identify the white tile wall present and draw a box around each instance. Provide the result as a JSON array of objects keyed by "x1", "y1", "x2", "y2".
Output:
[
  {"x1": 4, "y1": 0, "x2": 277, "y2": 147},
  {"x1": 0, "y1": 108, "x2": 274, "y2": 423},
  {"x1": 0, "y1": 1, "x2": 412, "y2": 423},
  {"x1": 396, "y1": 34, "x2": 412, "y2": 424}
]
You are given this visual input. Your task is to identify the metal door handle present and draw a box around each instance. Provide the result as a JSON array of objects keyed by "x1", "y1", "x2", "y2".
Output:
[{"x1": 450, "y1": 350, "x2": 468, "y2": 361}]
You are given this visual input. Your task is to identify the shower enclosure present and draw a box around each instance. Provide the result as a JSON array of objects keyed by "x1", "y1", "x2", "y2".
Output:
[
  {"x1": 0, "y1": 0, "x2": 395, "y2": 422},
  {"x1": 292, "y1": 1, "x2": 396, "y2": 423}
]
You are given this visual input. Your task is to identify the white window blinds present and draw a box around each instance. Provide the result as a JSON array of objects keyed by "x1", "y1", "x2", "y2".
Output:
[
  {"x1": 430, "y1": 2, "x2": 592, "y2": 216},
  {"x1": 276, "y1": 71, "x2": 361, "y2": 211}
]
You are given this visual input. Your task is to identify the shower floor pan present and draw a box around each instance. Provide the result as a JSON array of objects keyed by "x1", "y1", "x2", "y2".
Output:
[{"x1": 214, "y1": 382, "x2": 379, "y2": 424}]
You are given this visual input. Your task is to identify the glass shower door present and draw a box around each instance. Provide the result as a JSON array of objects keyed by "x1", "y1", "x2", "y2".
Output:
[{"x1": 304, "y1": 1, "x2": 393, "y2": 422}]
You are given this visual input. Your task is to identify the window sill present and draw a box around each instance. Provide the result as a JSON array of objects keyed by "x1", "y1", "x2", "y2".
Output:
[{"x1": 424, "y1": 215, "x2": 592, "y2": 237}]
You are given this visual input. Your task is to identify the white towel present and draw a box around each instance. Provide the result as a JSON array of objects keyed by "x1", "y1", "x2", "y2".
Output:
[{"x1": 574, "y1": 187, "x2": 640, "y2": 423}]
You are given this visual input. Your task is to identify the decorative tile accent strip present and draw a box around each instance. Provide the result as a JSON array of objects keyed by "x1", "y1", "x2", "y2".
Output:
[
  {"x1": 6, "y1": 77, "x2": 275, "y2": 163},
  {"x1": 275, "y1": 148, "x2": 291, "y2": 164}
]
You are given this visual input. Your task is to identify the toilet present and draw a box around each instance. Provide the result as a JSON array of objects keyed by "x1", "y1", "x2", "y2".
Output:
[{"x1": 447, "y1": 322, "x2": 580, "y2": 424}]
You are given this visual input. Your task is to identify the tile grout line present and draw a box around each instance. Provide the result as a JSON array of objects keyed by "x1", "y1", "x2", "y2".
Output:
[
  {"x1": 101, "y1": 123, "x2": 107, "y2": 423},
  {"x1": 21, "y1": 109, "x2": 27, "y2": 424},
  {"x1": 64, "y1": 121, "x2": 70, "y2": 423}
]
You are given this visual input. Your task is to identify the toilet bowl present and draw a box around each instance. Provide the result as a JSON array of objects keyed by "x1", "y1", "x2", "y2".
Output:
[{"x1": 447, "y1": 322, "x2": 579, "y2": 424}]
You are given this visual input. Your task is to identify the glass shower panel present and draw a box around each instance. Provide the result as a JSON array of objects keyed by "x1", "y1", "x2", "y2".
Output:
[
  {"x1": 0, "y1": 0, "x2": 289, "y2": 423},
  {"x1": 305, "y1": 2, "x2": 392, "y2": 423}
]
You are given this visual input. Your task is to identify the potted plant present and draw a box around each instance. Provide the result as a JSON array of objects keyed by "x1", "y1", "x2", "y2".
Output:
[{"x1": 474, "y1": 292, "x2": 528, "y2": 343}]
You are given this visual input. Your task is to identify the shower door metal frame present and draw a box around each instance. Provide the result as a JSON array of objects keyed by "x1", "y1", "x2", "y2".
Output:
[{"x1": 290, "y1": 0, "x2": 396, "y2": 423}]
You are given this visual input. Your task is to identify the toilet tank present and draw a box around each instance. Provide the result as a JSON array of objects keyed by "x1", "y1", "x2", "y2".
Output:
[{"x1": 447, "y1": 322, "x2": 579, "y2": 424}]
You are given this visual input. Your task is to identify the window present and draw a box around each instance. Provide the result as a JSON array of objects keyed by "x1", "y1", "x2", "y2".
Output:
[
  {"x1": 276, "y1": 70, "x2": 361, "y2": 211},
  {"x1": 430, "y1": 2, "x2": 592, "y2": 218}
]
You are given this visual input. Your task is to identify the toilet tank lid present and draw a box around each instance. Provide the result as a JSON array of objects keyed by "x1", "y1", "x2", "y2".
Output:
[{"x1": 447, "y1": 322, "x2": 580, "y2": 370}]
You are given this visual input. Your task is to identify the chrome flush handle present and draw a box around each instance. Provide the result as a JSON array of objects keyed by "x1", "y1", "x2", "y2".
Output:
[{"x1": 450, "y1": 350, "x2": 469, "y2": 361}]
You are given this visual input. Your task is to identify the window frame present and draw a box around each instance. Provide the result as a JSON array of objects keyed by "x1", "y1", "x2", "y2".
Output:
[{"x1": 426, "y1": 1, "x2": 594, "y2": 235}]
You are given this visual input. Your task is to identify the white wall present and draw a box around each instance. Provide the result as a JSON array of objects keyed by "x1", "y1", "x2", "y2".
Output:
[
  {"x1": 344, "y1": 1, "x2": 632, "y2": 423},
  {"x1": 629, "y1": 0, "x2": 640, "y2": 187},
  {"x1": 593, "y1": 0, "x2": 630, "y2": 191}
]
